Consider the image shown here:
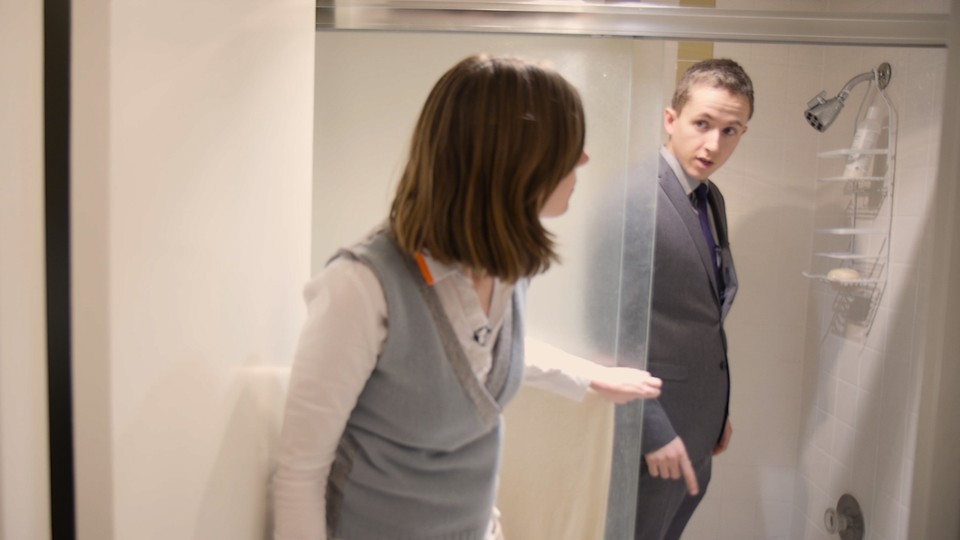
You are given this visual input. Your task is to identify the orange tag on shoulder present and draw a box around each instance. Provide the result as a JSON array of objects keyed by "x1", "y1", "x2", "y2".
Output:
[{"x1": 414, "y1": 252, "x2": 435, "y2": 285}]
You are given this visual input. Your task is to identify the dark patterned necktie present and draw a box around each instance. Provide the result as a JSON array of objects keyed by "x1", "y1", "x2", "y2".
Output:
[{"x1": 693, "y1": 183, "x2": 723, "y2": 293}]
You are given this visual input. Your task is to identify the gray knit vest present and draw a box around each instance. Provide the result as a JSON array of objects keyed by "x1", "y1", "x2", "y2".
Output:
[{"x1": 326, "y1": 230, "x2": 526, "y2": 540}]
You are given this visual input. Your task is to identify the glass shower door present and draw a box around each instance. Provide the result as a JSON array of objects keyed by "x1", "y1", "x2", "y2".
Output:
[{"x1": 312, "y1": 30, "x2": 665, "y2": 539}]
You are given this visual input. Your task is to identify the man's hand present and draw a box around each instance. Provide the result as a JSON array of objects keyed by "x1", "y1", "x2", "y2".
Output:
[
  {"x1": 588, "y1": 367, "x2": 662, "y2": 404},
  {"x1": 713, "y1": 419, "x2": 732, "y2": 455},
  {"x1": 644, "y1": 436, "x2": 699, "y2": 496}
]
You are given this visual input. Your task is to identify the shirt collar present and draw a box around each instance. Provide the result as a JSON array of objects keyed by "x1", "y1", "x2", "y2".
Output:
[
  {"x1": 415, "y1": 250, "x2": 465, "y2": 286},
  {"x1": 660, "y1": 145, "x2": 705, "y2": 197}
]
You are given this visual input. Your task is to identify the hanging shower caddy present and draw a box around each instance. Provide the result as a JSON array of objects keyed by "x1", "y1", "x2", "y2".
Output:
[{"x1": 801, "y1": 63, "x2": 897, "y2": 332}]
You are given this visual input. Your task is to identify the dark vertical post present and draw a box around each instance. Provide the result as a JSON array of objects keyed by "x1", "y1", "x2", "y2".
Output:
[{"x1": 44, "y1": 0, "x2": 76, "y2": 538}]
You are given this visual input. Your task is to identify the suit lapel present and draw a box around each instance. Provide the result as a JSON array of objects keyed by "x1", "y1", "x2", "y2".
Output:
[
  {"x1": 658, "y1": 157, "x2": 721, "y2": 301},
  {"x1": 705, "y1": 185, "x2": 727, "y2": 248},
  {"x1": 706, "y1": 181, "x2": 738, "y2": 319}
]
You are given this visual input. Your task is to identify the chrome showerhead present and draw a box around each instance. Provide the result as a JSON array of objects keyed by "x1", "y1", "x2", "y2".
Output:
[
  {"x1": 804, "y1": 91, "x2": 846, "y2": 132},
  {"x1": 803, "y1": 62, "x2": 892, "y2": 133}
]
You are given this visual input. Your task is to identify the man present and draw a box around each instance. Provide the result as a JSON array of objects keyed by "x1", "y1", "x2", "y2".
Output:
[{"x1": 634, "y1": 58, "x2": 753, "y2": 540}]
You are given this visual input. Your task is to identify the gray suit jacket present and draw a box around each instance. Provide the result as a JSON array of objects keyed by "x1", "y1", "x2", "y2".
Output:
[{"x1": 641, "y1": 155, "x2": 738, "y2": 462}]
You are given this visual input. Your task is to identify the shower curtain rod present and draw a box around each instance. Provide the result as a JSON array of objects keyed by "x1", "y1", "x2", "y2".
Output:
[{"x1": 317, "y1": 3, "x2": 948, "y2": 48}]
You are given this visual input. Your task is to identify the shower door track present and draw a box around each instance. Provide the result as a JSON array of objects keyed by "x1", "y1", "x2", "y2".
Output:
[{"x1": 317, "y1": 2, "x2": 948, "y2": 49}]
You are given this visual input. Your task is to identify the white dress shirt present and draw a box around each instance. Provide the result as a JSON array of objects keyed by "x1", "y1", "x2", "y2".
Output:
[{"x1": 273, "y1": 251, "x2": 601, "y2": 540}]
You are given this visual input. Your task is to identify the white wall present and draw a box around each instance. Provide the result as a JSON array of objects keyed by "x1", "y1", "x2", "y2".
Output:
[
  {"x1": 71, "y1": 1, "x2": 316, "y2": 538},
  {"x1": 910, "y1": 6, "x2": 960, "y2": 539},
  {"x1": 0, "y1": 0, "x2": 50, "y2": 538}
]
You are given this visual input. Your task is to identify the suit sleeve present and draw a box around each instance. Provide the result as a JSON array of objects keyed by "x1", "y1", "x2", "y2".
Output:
[{"x1": 640, "y1": 396, "x2": 677, "y2": 455}]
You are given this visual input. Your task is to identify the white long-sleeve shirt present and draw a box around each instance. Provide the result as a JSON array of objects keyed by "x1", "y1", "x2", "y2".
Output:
[{"x1": 273, "y1": 252, "x2": 604, "y2": 540}]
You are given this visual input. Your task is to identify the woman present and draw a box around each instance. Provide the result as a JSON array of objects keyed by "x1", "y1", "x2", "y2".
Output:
[{"x1": 273, "y1": 53, "x2": 661, "y2": 540}]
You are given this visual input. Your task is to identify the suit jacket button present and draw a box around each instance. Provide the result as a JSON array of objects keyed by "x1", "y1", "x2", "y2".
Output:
[{"x1": 719, "y1": 360, "x2": 728, "y2": 370}]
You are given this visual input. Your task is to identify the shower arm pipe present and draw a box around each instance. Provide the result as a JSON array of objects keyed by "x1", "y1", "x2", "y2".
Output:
[
  {"x1": 833, "y1": 70, "x2": 879, "y2": 108},
  {"x1": 833, "y1": 63, "x2": 891, "y2": 106},
  {"x1": 317, "y1": 3, "x2": 949, "y2": 48}
]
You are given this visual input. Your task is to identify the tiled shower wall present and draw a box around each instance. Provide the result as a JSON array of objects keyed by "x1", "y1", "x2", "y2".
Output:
[
  {"x1": 674, "y1": 41, "x2": 946, "y2": 540},
  {"x1": 792, "y1": 46, "x2": 946, "y2": 540}
]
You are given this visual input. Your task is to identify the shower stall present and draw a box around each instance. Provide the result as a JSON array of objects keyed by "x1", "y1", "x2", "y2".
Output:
[
  {"x1": 310, "y1": 4, "x2": 951, "y2": 539},
  {"x1": 15, "y1": 2, "x2": 957, "y2": 540}
]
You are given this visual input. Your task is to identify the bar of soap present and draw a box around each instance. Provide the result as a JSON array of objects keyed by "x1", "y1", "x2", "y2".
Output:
[{"x1": 827, "y1": 267, "x2": 861, "y2": 282}]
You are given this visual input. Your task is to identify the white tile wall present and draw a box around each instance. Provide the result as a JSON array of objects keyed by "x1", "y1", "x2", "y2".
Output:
[
  {"x1": 786, "y1": 44, "x2": 945, "y2": 540},
  {"x1": 677, "y1": 35, "x2": 947, "y2": 540}
]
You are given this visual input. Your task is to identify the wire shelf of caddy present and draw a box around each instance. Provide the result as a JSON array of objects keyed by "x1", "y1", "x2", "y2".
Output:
[{"x1": 801, "y1": 271, "x2": 884, "y2": 288}]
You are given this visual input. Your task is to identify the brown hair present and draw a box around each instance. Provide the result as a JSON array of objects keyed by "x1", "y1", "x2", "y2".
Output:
[
  {"x1": 672, "y1": 58, "x2": 754, "y2": 119},
  {"x1": 390, "y1": 54, "x2": 586, "y2": 283}
]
